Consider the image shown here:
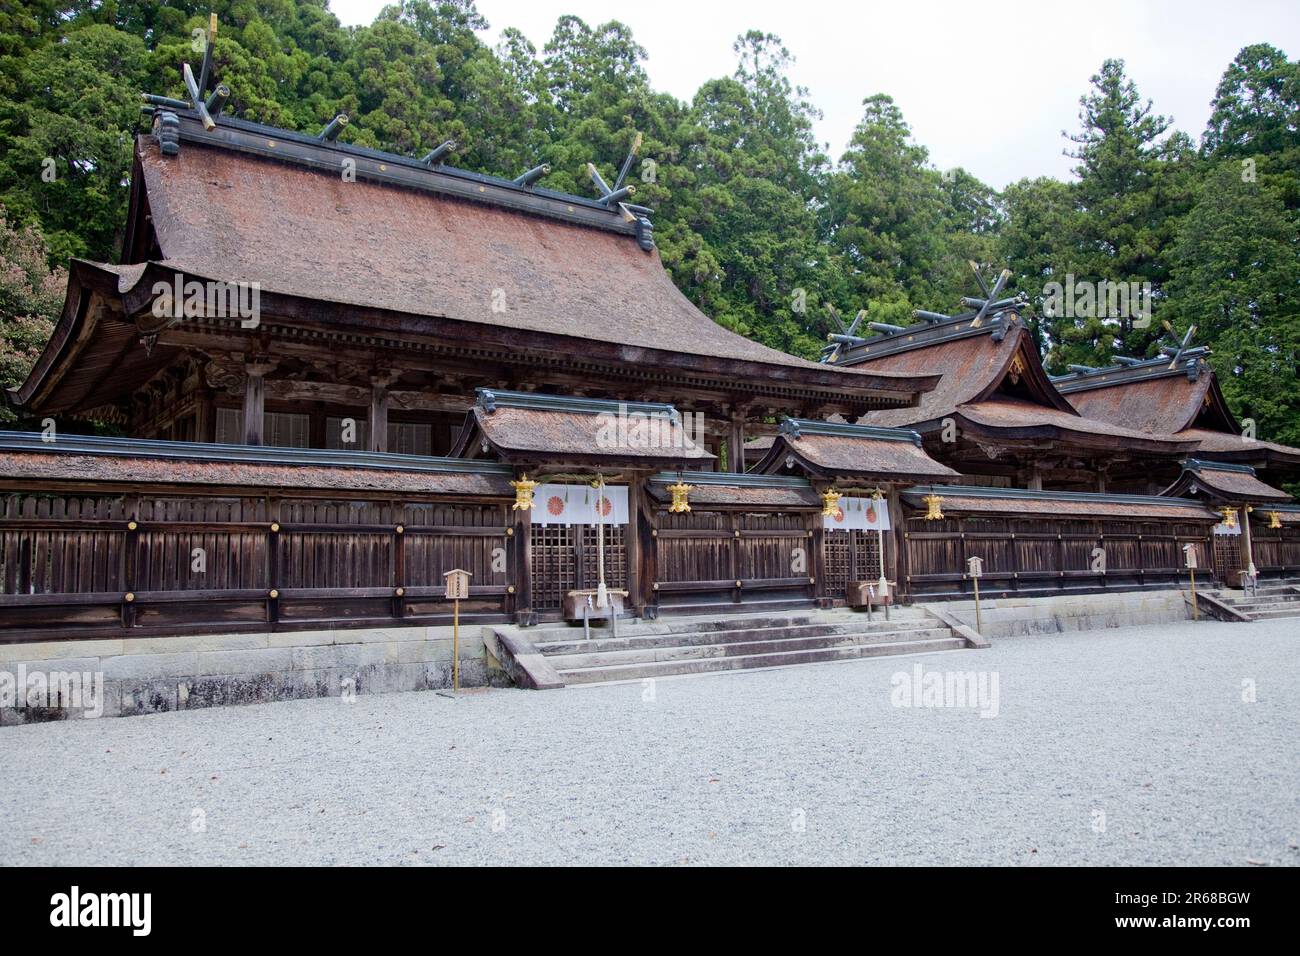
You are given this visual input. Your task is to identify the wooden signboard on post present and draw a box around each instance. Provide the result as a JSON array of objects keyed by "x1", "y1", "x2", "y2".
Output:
[
  {"x1": 1182, "y1": 544, "x2": 1199, "y2": 620},
  {"x1": 967, "y1": 556, "x2": 984, "y2": 634},
  {"x1": 443, "y1": 569, "x2": 472, "y2": 692}
]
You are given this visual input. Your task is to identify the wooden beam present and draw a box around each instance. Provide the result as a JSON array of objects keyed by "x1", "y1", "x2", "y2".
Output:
[
  {"x1": 369, "y1": 378, "x2": 390, "y2": 453},
  {"x1": 512, "y1": 479, "x2": 533, "y2": 627},
  {"x1": 243, "y1": 367, "x2": 266, "y2": 446},
  {"x1": 728, "y1": 416, "x2": 746, "y2": 474}
]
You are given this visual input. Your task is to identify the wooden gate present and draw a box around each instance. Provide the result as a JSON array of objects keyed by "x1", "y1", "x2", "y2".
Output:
[
  {"x1": 651, "y1": 508, "x2": 814, "y2": 613},
  {"x1": 530, "y1": 523, "x2": 627, "y2": 613},
  {"x1": 823, "y1": 530, "x2": 884, "y2": 595},
  {"x1": 1212, "y1": 531, "x2": 1243, "y2": 588}
]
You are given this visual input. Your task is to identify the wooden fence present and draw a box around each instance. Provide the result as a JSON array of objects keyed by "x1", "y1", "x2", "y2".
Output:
[
  {"x1": 649, "y1": 507, "x2": 816, "y2": 613},
  {"x1": 0, "y1": 486, "x2": 514, "y2": 641},
  {"x1": 7, "y1": 476, "x2": 1290, "y2": 641},
  {"x1": 902, "y1": 514, "x2": 1216, "y2": 600}
]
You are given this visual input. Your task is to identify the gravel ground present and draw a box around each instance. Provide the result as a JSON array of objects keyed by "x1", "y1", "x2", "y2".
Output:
[{"x1": 2, "y1": 618, "x2": 1297, "y2": 866}]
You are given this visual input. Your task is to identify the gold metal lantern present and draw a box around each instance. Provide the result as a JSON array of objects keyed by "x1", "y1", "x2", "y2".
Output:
[
  {"x1": 510, "y1": 474, "x2": 538, "y2": 511},
  {"x1": 667, "y1": 479, "x2": 692, "y2": 513},
  {"x1": 820, "y1": 487, "x2": 842, "y2": 518}
]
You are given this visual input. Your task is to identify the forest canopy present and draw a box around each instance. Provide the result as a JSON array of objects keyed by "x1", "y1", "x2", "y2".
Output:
[{"x1": 1, "y1": 2, "x2": 1297, "y2": 443}]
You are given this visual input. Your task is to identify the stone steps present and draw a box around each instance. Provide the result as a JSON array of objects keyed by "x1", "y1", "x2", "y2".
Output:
[
  {"x1": 558, "y1": 634, "x2": 969, "y2": 684},
  {"x1": 1242, "y1": 606, "x2": 1300, "y2": 621},
  {"x1": 518, "y1": 607, "x2": 970, "y2": 686},
  {"x1": 532, "y1": 617, "x2": 936, "y2": 657},
  {"x1": 1208, "y1": 582, "x2": 1300, "y2": 621},
  {"x1": 544, "y1": 626, "x2": 956, "y2": 671}
]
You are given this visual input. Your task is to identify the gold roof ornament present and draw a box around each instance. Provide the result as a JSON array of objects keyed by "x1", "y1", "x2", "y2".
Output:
[
  {"x1": 1269, "y1": 511, "x2": 1283, "y2": 529},
  {"x1": 820, "y1": 487, "x2": 842, "y2": 518},
  {"x1": 666, "y1": 479, "x2": 692, "y2": 513},
  {"x1": 1008, "y1": 353, "x2": 1026, "y2": 385},
  {"x1": 1218, "y1": 506, "x2": 1237, "y2": 528},
  {"x1": 922, "y1": 494, "x2": 945, "y2": 521},
  {"x1": 510, "y1": 474, "x2": 538, "y2": 511}
]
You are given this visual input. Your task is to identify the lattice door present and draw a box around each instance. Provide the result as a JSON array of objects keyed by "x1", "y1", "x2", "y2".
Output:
[
  {"x1": 823, "y1": 530, "x2": 883, "y2": 594},
  {"x1": 530, "y1": 523, "x2": 627, "y2": 611},
  {"x1": 1213, "y1": 533, "x2": 1243, "y2": 586}
]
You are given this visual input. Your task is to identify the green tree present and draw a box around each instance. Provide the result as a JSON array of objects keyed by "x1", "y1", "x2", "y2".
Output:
[
  {"x1": 0, "y1": 23, "x2": 146, "y2": 263},
  {"x1": 1203, "y1": 43, "x2": 1300, "y2": 159},
  {"x1": 0, "y1": 207, "x2": 65, "y2": 424},
  {"x1": 825, "y1": 94, "x2": 946, "y2": 317},
  {"x1": 1048, "y1": 58, "x2": 1195, "y2": 366},
  {"x1": 998, "y1": 176, "x2": 1079, "y2": 363},
  {"x1": 661, "y1": 32, "x2": 833, "y2": 356},
  {"x1": 1164, "y1": 159, "x2": 1300, "y2": 448}
]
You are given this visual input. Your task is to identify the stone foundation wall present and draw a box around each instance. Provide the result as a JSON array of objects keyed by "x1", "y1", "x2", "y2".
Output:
[
  {"x1": 925, "y1": 589, "x2": 1193, "y2": 639},
  {"x1": 0, "y1": 625, "x2": 508, "y2": 724}
]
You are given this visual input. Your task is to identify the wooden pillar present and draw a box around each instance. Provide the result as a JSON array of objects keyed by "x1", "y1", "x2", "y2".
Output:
[
  {"x1": 1027, "y1": 464, "x2": 1043, "y2": 491},
  {"x1": 810, "y1": 508, "x2": 828, "y2": 608},
  {"x1": 267, "y1": 495, "x2": 281, "y2": 626},
  {"x1": 242, "y1": 367, "x2": 266, "y2": 446},
  {"x1": 888, "y1": 489, "x2": 910, "y2": 602},
  {"x1": 369, "y1": 380, "x2": 390, "y2": 453},
  {"x1": 512, "y1": 477, "x2": 533, "y2": 626},
  {"x1": 121, "y1": 494, "x2": 140, "y2": 629},
  {"x1": 623, "y1": 477, "x2": 643, "y2": 615},
  {"x1": 195, "y1": 388, "x2": 215, "y2": 444},
  {"x1": 309, "y1": 401, "x2": 326, "y2": 450},
  {"x1": 639, "y1": 481, "x2": 659, "y2": 619},
  {"x1": 728, "y1": 416, "x2": 746, "y2": 473}
]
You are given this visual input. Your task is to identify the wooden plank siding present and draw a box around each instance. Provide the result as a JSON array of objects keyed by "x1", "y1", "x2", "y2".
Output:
[
  {"x1": 1246, "y1": 517, "x2": 1300, "y2": 578},
  {"x1": 901, "y1": 512, "x2": 1227, "y2": 600},
  {"x1": 0, "y1": 485, "x2": 514, "y2": 641},
  {"x1": 5, "y1": 476, "x2": 1288, "y2": 641},
  {"x1": 650, "y1": 507, "x2": 815, "y2": 612}
]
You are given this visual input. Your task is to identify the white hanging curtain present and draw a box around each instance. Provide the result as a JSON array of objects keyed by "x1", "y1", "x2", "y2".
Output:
[
  {"x1": 824, "y1": 495, "x2": 890, "y2": 531},
  {"x1": 534, "y1": 483, "x2": 629, "y2": 527}
]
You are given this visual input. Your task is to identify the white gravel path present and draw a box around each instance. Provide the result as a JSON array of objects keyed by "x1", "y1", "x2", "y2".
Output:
[{"x1": 2, "y1": 617, "x2": 1297, "y2": 866}]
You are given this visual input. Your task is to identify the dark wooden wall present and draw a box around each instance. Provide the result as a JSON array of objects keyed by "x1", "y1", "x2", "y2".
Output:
[
  {"x1": 649, "y1": 507, "x2": 816, "y2": 613},
  {"x1": 7, "y1": 479, "x2": 1288, "y2": 642},
  {"x1": 901, "y1": 512, "x2": 1220, "y2": 599},
  {"x1": 1247, "y1": 519, "x2": 1300, "y2": 577},
  {"x1": 0, "y1": 485, "x2": 514, "y2": 641}
]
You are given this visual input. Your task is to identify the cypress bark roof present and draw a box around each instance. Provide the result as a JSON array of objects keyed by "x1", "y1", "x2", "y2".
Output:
[
  {"x1": 901, "y1": 485, "x2": 1221, "y2": 521},
  {"x1": 451, "y1": 390, "x2": 714, "y2": 468},
  {"x1": 749, "y1": 419, "x2": 960, "y2": 483},
  {"x1": 841, "y1": 320, "x2": 1195, "y2": 452},
  {"x1": 132, "y1": 136, "x2": 929, "y2": 384},
  {"x1": 1058, "y1": 359, "x2": 1300, "y2": 470},
  {"x1": 1159, "y1": 460, "x2": 1293, "y2": 503},
  {"x1": 0, "y1": 433, "x2": 514, "y2": 496}
]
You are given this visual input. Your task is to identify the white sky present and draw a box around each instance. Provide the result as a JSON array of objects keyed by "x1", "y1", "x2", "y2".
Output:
[{"x1": 328, "y1": 0, "x2": 1300, "y2": 187}]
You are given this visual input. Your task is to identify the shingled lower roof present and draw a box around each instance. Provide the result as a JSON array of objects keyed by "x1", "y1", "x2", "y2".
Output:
[
  {"x1": 954, "y1": 398, "x2": 1200, "y2": 453},
  {"x1": 1160, "y1": 460, "x2": 1293, "y2": 504},
  {"x1": 1178, "y1": 428, "x2": 1300, "y2": 466},
  {"x1": 647, "y1": 472, "x2": 820, "y2": 509},
  {"x1": 451, "y1": 390, "x2": 714, "y2": 469},
  {"x1": 0, "y1": 433, "x2": 514, "y2": 497},
  {"x1": 750, "y1": 419, "x2": 960, "y2": 483},
  {"x1": 902, "y1": 485, "x2": 1221, "y2": 522}
]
